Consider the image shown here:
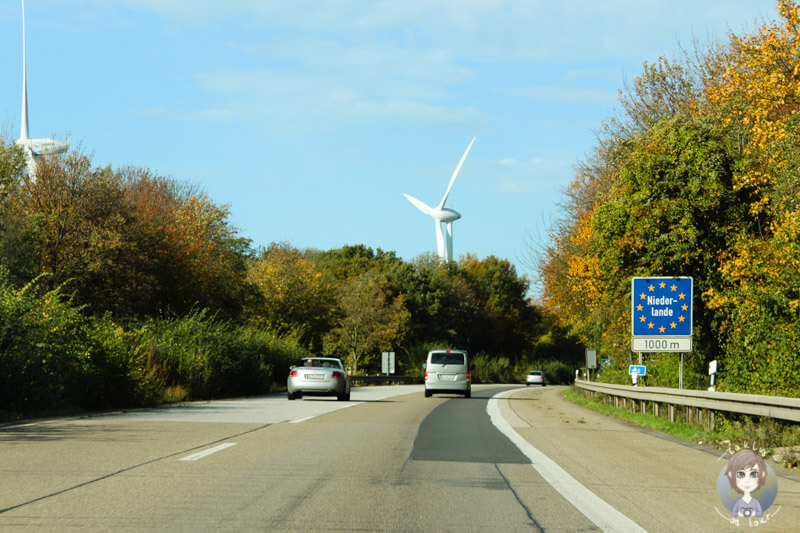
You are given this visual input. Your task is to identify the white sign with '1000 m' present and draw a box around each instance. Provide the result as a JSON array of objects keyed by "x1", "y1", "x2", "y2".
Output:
[{"x1": 631, "y1": 337, "x2": 692, "y2": 352}]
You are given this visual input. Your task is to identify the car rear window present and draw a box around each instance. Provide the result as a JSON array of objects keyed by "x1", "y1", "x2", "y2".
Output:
[
  {"x1": 430, "y1": 352, "x2": 465, "y2": 365},
  {"x1": 298, "y1": 359, "x2": 340, "y2": 368}
]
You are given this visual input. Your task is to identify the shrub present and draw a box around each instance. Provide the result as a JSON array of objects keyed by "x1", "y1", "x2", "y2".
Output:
[
  {"x1": 0, "y1": 272, "x2": 87, "y2": 413},
  {"x1": 471, "y1": 353, "x2": 515, "y2": 383},
  {"x1": 541, "y1": 360, "x2": 575, "y2": 385},
  {"x1": 131, "y1": 311, "x2": 310, "y2": 401}
]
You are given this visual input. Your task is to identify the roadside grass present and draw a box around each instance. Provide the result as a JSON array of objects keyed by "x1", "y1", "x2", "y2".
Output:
[
  {"x1": 562, "y1": 387, "x2": 715, "y2": 443},
  {"x1": 562, "y1": 386, "x2": 800, "y2": 469}
]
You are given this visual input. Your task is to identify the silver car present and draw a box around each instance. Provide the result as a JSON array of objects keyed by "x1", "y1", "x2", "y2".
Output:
[
  {"x1": 287, "y1": 357, "x2": 351, "y2": 401},
  {"x1": 526, "y1": 370, "x2": 546, "y2": 386}
]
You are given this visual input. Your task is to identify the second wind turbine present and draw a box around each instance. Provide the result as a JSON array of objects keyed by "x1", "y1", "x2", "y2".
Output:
[{"x1": 403, "y1": 137, "x2": 475, "y2": 262}]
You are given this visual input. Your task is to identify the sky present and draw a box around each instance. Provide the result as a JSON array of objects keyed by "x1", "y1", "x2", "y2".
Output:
[{"x1": 0, "y1": 0, "x2": 779, "y2": 293}]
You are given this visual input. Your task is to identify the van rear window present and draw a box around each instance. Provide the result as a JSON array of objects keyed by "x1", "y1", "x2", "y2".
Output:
[{"x1": 430, "y1": 352, "x2": 465, "y2": 365}]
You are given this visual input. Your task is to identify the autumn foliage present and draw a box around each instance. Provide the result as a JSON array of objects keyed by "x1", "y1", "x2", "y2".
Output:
[{"x1": 537, "y1": 0, "x2": 800, "y2": 395}]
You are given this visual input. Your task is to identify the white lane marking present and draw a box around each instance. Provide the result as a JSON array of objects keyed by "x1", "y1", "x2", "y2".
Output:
[
  {"x1": 487, "y1": 389, "x2": 646, "y2": 533},
  {"x1": 289, "y1": 415, "x2": 316, "y2": 424},
  {"x1": 179, "y1": 442, "x2": 236, "y2": 462},
  {"x1": 288, "y1": 402, "x2": 356, "y2": 424}
]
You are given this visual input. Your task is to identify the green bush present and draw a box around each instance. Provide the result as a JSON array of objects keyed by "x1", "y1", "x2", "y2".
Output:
[
  {"x1": 131, "y1": 311, "x2": 309, "y2": 401},
  {"x1": 66, "y1": 314, "x2": 142, "y2": 409},
  {"x1": 0, "y1": 273, "x2": 86, "y2": 413},
  {"x1": 541, "y1": 360, "x2": 575, "y2": 385},
  {"x1": 0, "y1": 269, "x2": 311, "y2": 417},
  {"x1": 0, "y1": 272, "x2": 149, "y2": 414},
  {"x1": 471, "y1": 353, "x2": 515, "y2": 383}
]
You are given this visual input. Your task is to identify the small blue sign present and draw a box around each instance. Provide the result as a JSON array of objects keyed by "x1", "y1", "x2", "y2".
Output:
[
  {"x1": 629, "y1": 365, "x2": 646, "y2": 376},
  {"x1": 631, "y1": 277, "x2": 693, "y2": 336}
]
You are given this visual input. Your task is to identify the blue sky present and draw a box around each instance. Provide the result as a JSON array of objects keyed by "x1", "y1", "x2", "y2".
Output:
[{"x1": 0, "y1": 1, "x2": 778, "y2": 292}]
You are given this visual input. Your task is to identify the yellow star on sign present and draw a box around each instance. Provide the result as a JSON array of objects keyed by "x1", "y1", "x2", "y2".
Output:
[
  {"x1": 659, "y1": 282, "x2": 666, "y2": 288},
  {"x1": 682, "y1": 304, "x2": 688, "y2": 311},
  {"x1": 679, "y1": 315, "x2": 685, "y2": 322},
  {"x1": 637, "y1": 304, "x2": 643, "y2": 311},
  {"x1": 679, "y1": 292, "x2": 686, "y2": 299},
  {"x1": 648, "y1": 285, "x2": 655, "y2": 292},
  {"x1": 670, "y1": 322, "x2": 677, "y2": 328},
  {"x1": 659, "y1": 326, "x2": 666, "y2": 332},
  {"x1": 671, "y1": 284, "x2": 677, "y2": 291},
  {"x1": 640, "y1": 316, "x2": 647, "y2": 322},
  {"x1": 648, "y1": 322, "x2": 655, "y2": 329}
]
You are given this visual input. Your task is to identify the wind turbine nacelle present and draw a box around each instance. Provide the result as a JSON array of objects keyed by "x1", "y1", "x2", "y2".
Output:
[
  {"x1": 435, "y1": 207, "x2": 461, "y2": 223},
  {"x1": 19, "y1": 138, "x2": 70, "y2": 156}
]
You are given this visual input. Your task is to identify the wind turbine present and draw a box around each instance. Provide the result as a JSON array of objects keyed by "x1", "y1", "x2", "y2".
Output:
[
  {"x1": 403, "y1": 137, "x2": 475, "y2": 262},
  {"x1": 16, "y1": 0, "x2": 69, "y2": 180}
]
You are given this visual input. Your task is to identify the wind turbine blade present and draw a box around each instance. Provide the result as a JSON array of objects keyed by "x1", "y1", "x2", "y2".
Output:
[
  {"x1": 403, "y1": 193, "x2": 433, "y2": 215},
  {"x1": 438, "y1": 137, "x2": 475, "y2": 209},
  {"x1": 435, "y1": 222, "x2": 445, "y2": 259}
]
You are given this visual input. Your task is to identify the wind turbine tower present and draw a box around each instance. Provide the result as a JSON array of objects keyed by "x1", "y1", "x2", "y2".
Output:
[
  {"x1": 16, "y1": 0, "x2": 69, "y2": 180},
  {"x1": 403, "y1": 137, "x2": 475, "y2": 262}
]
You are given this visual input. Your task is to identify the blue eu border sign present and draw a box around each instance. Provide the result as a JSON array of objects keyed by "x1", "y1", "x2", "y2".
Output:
[{"x1": 631, "y1": 277, "x2": 693, "y2": 352}]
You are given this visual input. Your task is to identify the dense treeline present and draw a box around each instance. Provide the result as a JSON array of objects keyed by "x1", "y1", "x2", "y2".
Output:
[
  {"x1": 0, "y1": 142, "x2": 579, "y2": 417},
  {"x1": 536, "y1": 0, "x2": 800, "y2": 395}
]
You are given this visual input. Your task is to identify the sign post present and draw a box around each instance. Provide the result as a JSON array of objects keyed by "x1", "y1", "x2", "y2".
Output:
[
  {"x1": 631, "y1": 277, "x2": 693, "y2": 388},
  {"x1": 629, "y1": 365, "x2": 646, "y2": 386}
]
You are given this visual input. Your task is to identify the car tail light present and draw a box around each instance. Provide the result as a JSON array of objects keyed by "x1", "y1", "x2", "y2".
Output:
[
  {"x1": 331, "y1": 371, "x2": 343, "y2": 379},
  {"x1": 466, "y1": 372, "x2": 471, "y2": 380},
  {"x1": 289, "y1": 370, "x2": 299, "y2": 377},
  {"x1": 424, "y1": 372, "x2": 429, "y2": 381}
]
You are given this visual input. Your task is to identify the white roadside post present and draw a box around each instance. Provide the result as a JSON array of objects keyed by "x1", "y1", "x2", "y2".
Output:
[{"x1": 708, "y1": 359, "x2": 718, "y2": 391}]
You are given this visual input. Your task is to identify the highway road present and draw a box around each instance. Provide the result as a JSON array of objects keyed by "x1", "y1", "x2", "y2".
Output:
[{"x1": 1, "y1": 385, "x2": 798, "y2": 531}]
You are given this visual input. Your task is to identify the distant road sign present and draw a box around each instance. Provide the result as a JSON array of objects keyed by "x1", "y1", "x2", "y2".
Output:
[
  {"x1": 586, "y1": 349, "x2": 597, "y2": 369},
  {"x1": 629, "y1": 365, "x2": 646, "y2": 376},
  {"x1": 381, "y1": 351, "x2": 395, "y2": 374}
]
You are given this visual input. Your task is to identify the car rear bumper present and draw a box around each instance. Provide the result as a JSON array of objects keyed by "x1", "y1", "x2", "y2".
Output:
[
  {"x1": 287, "y1": 378, "x2": 348, "y2": 395},
  {"x1": 425, "y1": 377, "x2": 470, "y2": 393}
]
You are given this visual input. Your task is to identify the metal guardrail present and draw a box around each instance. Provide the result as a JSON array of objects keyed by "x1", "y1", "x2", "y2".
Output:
[{"x1": 574, "y1": 380, "x2": 800, "y2": 426}]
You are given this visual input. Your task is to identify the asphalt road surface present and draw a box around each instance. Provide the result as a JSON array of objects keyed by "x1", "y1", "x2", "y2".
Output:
[{"x1": 1, "y1": 385, "x2": 798, "y2": 531}]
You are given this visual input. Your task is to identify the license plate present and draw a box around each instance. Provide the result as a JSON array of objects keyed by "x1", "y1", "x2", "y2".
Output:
[
  {"x1": 439, "y1": 374, "x2": 455, "y2": 380},
  {"x1": 305, "y1": 373, "x2": 325, "y2": 380}
]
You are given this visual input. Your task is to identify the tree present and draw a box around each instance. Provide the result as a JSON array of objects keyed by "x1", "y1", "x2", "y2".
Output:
[
  {"x1": 458, "y1": 254, "x2": 539, "y2": 360},
  {"x1": 0, "y1": 140, "x2": 37, "y2": 284},
  {"x1": 246, "y1": 243, "x2": 333, "y2": 349},
  {"x1": 324, "y1": 270, "x2": 409, "y2": 374}
]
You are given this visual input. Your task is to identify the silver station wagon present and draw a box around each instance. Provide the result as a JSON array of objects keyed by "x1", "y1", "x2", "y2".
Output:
[{"x1": 287, "y1": 357, "x2": 351, "y2": 401}]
